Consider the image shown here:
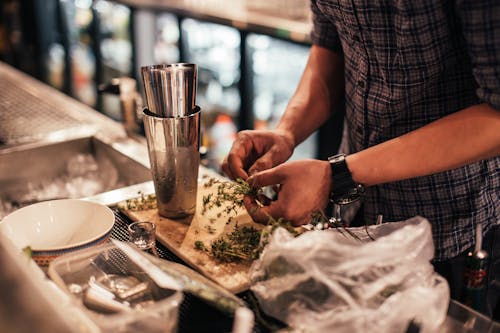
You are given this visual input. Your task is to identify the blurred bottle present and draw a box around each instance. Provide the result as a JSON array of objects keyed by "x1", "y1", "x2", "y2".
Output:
[
  {"x1": 45, "y1": 43, "x2": 65, "y2": 90},
  {"x1": 71, "y1": 41, "x2": 96, "y2": 106},
  {"x1": 98, "y1": 77, "x2": 142, "y2": 134},
  {"x1": 208, "y1": 113, "x2": 237, "y2": 171}
]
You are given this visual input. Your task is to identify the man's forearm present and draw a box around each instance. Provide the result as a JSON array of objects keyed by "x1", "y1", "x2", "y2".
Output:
[
  {"x1": 347, "y1": 104, "x2": 500, "y2": 186},
  {"x1": 277, "y1": 45, "x2": 345, "y2": 147}
]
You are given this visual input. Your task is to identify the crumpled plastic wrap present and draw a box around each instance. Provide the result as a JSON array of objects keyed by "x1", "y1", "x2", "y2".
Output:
[{"x1": 249, "y1": 216, "x2": 450, "y2": 333}]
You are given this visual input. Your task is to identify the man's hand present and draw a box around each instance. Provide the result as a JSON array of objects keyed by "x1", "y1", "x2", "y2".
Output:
[
  {"x1": 244, "y1": 159, "x2": 332, "y2": 227},
  {"x1": 222, "y1": 129, "x2": 295, "y2": 181}
]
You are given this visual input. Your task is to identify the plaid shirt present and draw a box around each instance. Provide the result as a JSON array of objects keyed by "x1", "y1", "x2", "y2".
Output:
[{"x1": 311, "y1": 0, "x2": 500, "y2": 260}]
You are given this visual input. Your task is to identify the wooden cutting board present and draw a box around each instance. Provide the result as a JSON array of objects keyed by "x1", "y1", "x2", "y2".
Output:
[{"x1": 118, "y1": 174, "x2": 263, "y2": 294}]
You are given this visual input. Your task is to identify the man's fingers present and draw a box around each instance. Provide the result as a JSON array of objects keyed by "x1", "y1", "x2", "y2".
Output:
[
  {"x1": 243, "y1": 196, "x2": 269, "y2": 224},
  {"x1": 247, "y1": 165, "x2": 286, "y2": 189},
  {"x1": 222, "y1": 137, "x2": 255, "y2": 180},
  {"x1": 247, "y1": 154, "x2": 273, "y2": 176},
  {"x1": 222, "y1": 153, "x2": 248, "y2": 180},
  {"x1": 247, "y1": 144, "x2": 289, "y2": 176},
  {"x1": 243, "y1": 195, "x2": 285, "y2": 225}
]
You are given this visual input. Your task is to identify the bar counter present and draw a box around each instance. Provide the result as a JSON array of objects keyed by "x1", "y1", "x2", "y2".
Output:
[{"x1": 0, "y1": 61, "x2": 498, "y2": 333}]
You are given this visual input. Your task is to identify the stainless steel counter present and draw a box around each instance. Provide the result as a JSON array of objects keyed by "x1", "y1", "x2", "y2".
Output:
[
  {"x1": 0, "y1": 62, "x2": 155, "y2": 207},
  {"x1": 0, "y1": 62, "x2": 125, "y2": 149}
]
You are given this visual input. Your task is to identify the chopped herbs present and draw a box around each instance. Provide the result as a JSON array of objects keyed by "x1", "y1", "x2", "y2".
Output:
[
  {"x1": 119, "y1": 191, "x2": 157, "y2": 211},
  {"x1": 201, "y1": 177, "x2": 256, "y2": 220},
  {"x1": 195, "y1": 177, "x2": 371, "y2": 263},
  {"x1": 194, "y1": 240, "x2": 207, "y2": 251},
  {"x1": 211, "y1": 224, "x2": 261, "y2": 262},
  {"x1": 195, "y1": 223, "x2": 262, "y2": 262},
  {"x1": 194, "y1": 218, "x2": 298, "y2": 263},
  {"x1": 197, "y1": 177, "x2": 293, "y2": 263},
  {"x1": 205, "y1": 225, "x2": 216, "y2": 234},
  {"x1": 197, "y1": 177, "x2": 259, "y2": 262},
  {"x1": 196, "y1": 176, "x2": 299, "y2": 263}
]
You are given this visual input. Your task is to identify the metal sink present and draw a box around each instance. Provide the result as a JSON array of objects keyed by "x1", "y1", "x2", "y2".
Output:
[{"x1": 0, "y1": 136, "x2": 152, "y2": 216}]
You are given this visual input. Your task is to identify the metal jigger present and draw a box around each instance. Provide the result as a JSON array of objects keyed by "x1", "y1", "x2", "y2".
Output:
[
  {"x1": 141, "y1": 63, "x2": 200, "y2": 219},
  {"x1": 141, "y1": 64, "x2": 169, "y2": 117},
  {"x1": 165, "y1": 63, "x2": 197, "y2": 117},
  {"x1": 141, "y1": 63, "x2": 197, "y2": 118}
]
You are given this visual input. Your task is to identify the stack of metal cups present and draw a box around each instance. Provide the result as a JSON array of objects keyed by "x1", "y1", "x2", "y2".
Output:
[{"x1": 141, "y1": 63, "x2": 200, "y2": 219}]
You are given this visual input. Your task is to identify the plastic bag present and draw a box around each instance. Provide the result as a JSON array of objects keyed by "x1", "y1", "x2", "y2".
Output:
[{"x1": 249, "y1": 216, "x2": 450, "y2": 333}]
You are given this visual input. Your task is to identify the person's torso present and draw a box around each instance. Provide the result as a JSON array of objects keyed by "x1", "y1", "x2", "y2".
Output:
[
  {"x1": 313, "y1": 0, "x2": 499, "y2": 260},
  {"x1": 315, "y1": 0, "x2": 479, "y2": 149}
]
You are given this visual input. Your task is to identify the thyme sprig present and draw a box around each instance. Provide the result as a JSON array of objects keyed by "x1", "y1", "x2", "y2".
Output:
[
  {"x1": 197, "y1": 177, "x2": 294, "y2": 263},
  {"x1": 211, "y1": 224, "x2": 261, "y2": 262},
  {"x1": 195, "y1": 218, "x2": 297, "y2": 263},
  {"x1": 195, "y1": 177, "x2": 372, "y2": 263},
  {"x1": 201, "y1": 177, "x2": 256, "y2": 224},
  {"x1": 196, "y1": 176, "x2": 299, "y2": 263}
]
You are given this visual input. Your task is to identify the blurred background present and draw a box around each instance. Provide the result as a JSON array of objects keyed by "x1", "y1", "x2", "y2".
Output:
[{"x1": 0, "y1": 0, "x2": 344, "y2": 172}]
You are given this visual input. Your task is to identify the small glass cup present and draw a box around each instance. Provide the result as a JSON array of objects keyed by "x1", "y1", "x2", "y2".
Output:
[{"x1": 128, "y1": 221, "x2": 156, "y2": 250}]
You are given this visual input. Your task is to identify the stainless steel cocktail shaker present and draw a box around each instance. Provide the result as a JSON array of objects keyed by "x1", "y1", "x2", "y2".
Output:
[{"x1": 141, "y1": 63, "x2": 200, "y2": 219}]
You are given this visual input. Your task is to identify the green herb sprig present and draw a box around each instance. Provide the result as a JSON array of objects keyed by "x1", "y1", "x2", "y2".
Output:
[
  {"x1": 196, "y1": 176, "x2": 298, "y2": 263},
  {"x1": 201, "y1": 177, "x2": 255, "y2": 224},
  {"x1": 119, "y1": 191, "x2": 157, "y2": 211},
  {"x1": 195, "y1": 177, "x2": 372, "y2": 263},
  {"x1": 211, "y1": 224, "x2": 261, "y2": 262},
  {"x1": 196, "y1": 177, "x2": 269, "y2": 262},
  {"x1": 194, "y1": 217, "x2": 298, "y2": 263}
]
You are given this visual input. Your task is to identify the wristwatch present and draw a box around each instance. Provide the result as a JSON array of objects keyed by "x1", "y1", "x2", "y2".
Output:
[{"x1": 328, "y1": 153, "x2": 365, "y2": 205}]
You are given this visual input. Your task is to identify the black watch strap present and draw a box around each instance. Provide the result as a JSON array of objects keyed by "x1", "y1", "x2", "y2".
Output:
[{"x1": 328, "y1": 154, "x2": 364, "y2": 205}]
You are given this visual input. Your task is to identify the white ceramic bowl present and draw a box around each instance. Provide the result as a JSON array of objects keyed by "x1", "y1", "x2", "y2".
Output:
[{"x1": 0, "y1": 199, "x2": 115, "y2": 266}]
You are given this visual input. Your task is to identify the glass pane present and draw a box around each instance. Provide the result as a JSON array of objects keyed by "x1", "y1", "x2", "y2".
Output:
[
  {"x1": 181, "y1": 18, "x2": 241, "y2": 115},
  {"x1": 94, "y1": 0, "x2": 132, "y2": 119},
  {"x1": 95, "y1": 0, "x2": 132, "y2": 81},
  {"x1": 247, "y1": 33, "x2": 316, "y2": 160},
  {"x1": 181, "y1": 18, "x2": 241, "y2": 170},
  {"x1": 154, "y1": 13, "x2": 180, "y2": 65},
  {"x1": 64, "y1": 0, "x2": 97, "y2": 107}
]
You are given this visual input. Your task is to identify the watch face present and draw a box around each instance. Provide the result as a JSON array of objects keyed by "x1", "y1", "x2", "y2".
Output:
[{"x1": 328, "y1": 154, "x2": 345, "y2": 164}]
